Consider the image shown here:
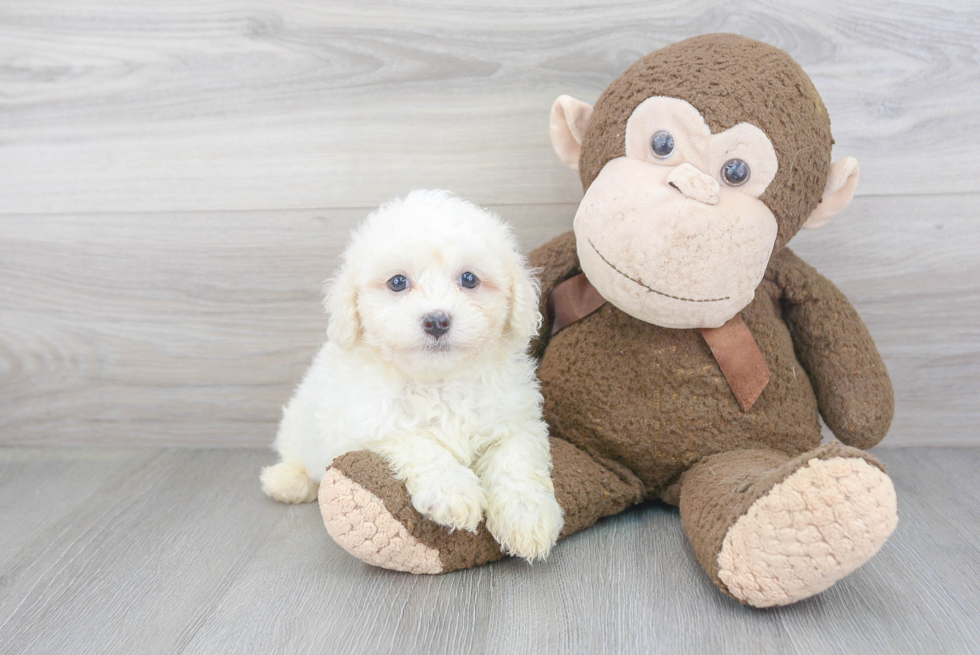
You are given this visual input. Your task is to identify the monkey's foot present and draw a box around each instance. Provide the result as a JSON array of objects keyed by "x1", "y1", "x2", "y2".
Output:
[
  {"x1": 717, "y1": 455, "x2": 898, "y2": 607},
  {"x1": 319, "y1": 451, "x2": 504, "y2": 574}
]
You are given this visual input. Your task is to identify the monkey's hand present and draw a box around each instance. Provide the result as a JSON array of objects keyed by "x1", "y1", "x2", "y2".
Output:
[{"x1": 768, "y1": 248, "x2": 894, "y2": 449}]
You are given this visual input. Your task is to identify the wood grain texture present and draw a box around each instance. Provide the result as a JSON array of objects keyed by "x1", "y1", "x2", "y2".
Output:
[
  {"x1": 0, "y1": 448, "x2": 160, "y2": 560},
  {"x1": 2, "y1": 1, "x2": 978, "y2": 446},
  {"x1": 1, "y1": 0, "x2": 978, "y2": 213},
  {"x1": 0, "y1": 447, "x2": 977, "y2": 655},
  {"x1": 2, "y1": 195, "x2": 977, "y2": 447},
  {"x1": 0, "y1": 449, "x2": 286, "y2": 654},
  {"x1": 1, "y1": 4, "x2": 976, "y2": 651}
]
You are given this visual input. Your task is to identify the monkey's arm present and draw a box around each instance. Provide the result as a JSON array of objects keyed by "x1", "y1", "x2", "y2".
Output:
[
  {"x1": 767, "y1": 248, "x2": 894, "y2": 449},
  {"x1": 527, "y1": 230, "x2": 581, "y2": 358}
]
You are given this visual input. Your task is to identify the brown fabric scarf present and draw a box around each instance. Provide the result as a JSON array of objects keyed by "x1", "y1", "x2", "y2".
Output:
[{"x1": 547, "y1": 273, "x2": 771, "y2": 412}]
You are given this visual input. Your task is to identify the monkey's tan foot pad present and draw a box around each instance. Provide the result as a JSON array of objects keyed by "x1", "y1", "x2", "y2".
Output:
[
  {"x1": 718, "y1": 455, "x2": 898, "y2": 607},
  {"x1": 319, "y1": 450, "x2": 504, "y2": 574}
]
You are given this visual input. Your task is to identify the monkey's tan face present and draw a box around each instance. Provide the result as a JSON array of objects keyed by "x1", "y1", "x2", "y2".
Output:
[{"x1": 574, "y1": 97, "x2": 780, "y2": 329}]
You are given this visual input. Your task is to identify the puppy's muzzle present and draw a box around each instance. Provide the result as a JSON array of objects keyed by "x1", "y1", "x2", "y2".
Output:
[{"x1": 422, "y1": 312, "x2": 451, "y2": 338}]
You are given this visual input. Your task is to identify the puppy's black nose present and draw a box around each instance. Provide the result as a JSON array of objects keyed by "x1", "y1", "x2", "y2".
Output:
[{"x1": 422, "y1": 312, "x2": 451, "y2": 337}]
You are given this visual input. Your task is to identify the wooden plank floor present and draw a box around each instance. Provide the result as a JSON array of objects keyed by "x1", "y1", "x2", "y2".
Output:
[{"x1": 1, "y1": 446, "x2": 977, "y2": 655}]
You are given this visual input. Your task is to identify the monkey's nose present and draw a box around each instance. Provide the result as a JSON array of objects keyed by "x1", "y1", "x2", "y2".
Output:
[
  {"x1": 666, "y1": 163, "x2": 720, "y2": 205},
  {"x1": 422, "y1": 312, "x2": 451, "y2": 337}
]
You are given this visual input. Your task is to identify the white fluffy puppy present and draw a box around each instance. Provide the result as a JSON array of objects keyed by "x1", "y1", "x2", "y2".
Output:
[{"x1": 261, "y1": 190, "x2": 563, "y2": 561}]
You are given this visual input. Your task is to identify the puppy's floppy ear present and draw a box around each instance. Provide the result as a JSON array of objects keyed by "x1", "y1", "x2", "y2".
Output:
[
  {"x1": 505, "y1": 251, "x2": 543, "y2": 348},
  {"x1": 324, "y1": 264, "x2": 360, "y2": 349}
]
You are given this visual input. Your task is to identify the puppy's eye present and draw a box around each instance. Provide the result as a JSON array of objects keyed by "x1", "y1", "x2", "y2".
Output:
[
  {"x1": 387, "y1": 275, "x2": 409, "y2": 292},
  {"x1": 460, "y1": 272, "x2": 479, "y2": 289}
]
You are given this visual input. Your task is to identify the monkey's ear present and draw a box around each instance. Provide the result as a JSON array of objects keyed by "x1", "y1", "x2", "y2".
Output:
[
  {"x1": 803, "y1": 157, "x2": 860, "y2": 230},
  {"x1": 550, "y1": 95, "x2": 594, "y2": 170}
]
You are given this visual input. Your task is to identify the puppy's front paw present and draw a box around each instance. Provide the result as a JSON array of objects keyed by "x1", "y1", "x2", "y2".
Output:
[
  {"x1": 409, "y1": 468, "x2": 486, "y2": 533},
  {"x1": 486, "y1": 488, "x2": 563, "y2": 561}
]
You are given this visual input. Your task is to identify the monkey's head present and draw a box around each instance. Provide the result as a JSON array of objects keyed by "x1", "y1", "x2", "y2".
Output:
[{"x1": 550, "y1": 34, "x2": 860, "y2": 329}]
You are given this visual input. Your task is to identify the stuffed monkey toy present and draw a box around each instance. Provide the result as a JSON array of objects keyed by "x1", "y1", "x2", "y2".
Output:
[{"x1": 317, "y1": 34, "x2": 897, "y2": 608}]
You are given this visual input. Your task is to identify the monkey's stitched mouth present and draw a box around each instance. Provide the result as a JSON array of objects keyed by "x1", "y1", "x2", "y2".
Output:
[{"x1": 587, "y1": 239, "x2": 730, "y2": 303}]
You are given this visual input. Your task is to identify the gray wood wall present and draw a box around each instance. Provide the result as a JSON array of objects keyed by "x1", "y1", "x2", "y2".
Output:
[{"x1": 2, "y1": 0, "x2": 978, "y2": 447}]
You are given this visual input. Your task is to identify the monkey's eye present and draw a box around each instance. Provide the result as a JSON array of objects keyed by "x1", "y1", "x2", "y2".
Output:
[
  {"x1": 387, "y1": 275, "x2": 409, "y2": 292},
  {"x1": 721, "y1": 159, "x2": 751, "y2": 187},
  {"x1": 650, "y1": 131, "x2": 675, "y2": 159},
  {"x1": 460, "y1": 272, "x2": 480, "y2": 289}
]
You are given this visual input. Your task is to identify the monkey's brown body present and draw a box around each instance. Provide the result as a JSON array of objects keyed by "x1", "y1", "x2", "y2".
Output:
[
  {"x1": 317, "y1": 34, "x2": 899, "y2": 607},
  {"x1": 534, "y1": 235, "x2": 824, "y2": 500}
]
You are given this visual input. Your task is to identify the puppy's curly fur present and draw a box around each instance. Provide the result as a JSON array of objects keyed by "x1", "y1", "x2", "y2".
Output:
[{"x1": 261, "y1": 190, "x2": 563, "y2": 561}]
